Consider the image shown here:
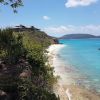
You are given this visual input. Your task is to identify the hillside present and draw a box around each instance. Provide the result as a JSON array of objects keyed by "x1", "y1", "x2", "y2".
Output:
[
  {"x1": 0, "y1": 26, "x2": 59, "y2": 100},
  {"x1": 59, "y1": 34, "x2": 100, "y2": 39},
  {"x1": 12, "y1": 25, "x2": 59, "y2": 45}
]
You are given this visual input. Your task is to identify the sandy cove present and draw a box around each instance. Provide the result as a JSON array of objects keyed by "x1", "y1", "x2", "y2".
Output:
[{"x1": 47, "y1": 44, "x2": 100, "y2": 100}]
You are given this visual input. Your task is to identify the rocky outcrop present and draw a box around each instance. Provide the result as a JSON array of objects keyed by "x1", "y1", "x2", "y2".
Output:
[{"x1": 53, "y1": 38, "x2": 59, "y2": 44}]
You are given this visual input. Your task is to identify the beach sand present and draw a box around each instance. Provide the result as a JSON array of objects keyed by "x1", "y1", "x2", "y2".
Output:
[{"x1": 47, "y1": 44, "x2": 100, "y2": 100}]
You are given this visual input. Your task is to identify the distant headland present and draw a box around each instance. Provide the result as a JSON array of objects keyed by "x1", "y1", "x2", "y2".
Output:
[{"x1": 59, "y1": 34, "x2": 100, "y2": 39}]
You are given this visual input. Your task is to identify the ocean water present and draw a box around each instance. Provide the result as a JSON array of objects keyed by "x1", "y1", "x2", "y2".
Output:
[{"x1": 58, "y1": 39, "x2": 100, "y2": 93}]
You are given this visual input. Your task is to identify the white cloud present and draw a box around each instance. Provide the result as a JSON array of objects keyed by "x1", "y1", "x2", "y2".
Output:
[
  {"x1": 44, "y1": 25, "x2": 100, "y2": 36},
  {"x1": 65, "y1": 0, "x2": 98, "y2": 8},
  {"x1": 43, "y1": 16, "x2": 50, "y2": 20}
]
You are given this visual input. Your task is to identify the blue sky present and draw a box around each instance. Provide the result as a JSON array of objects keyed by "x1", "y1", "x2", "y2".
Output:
[{"x1": 0, "y1": 0, "x2": 100, "y2": 37}]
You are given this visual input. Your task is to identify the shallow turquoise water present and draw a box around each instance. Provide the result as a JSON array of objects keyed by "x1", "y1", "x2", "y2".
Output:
[{"x1": 59, "y1": 39, "x2": 100, "y2": 93}]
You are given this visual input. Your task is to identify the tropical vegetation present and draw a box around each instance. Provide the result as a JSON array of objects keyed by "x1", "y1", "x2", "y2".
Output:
[{"x1": 0, "y1": 27, "x2": 59, "y2": 100}]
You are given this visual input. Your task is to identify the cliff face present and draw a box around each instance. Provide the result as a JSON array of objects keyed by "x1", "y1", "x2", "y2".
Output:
[{"x1": 49, "y1": 38, "x2": 59, "y2": 44}]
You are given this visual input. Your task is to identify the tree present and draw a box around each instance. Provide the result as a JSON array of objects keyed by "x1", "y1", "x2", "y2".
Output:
[{"x1": 0, "y1": 0, "x2": 23, "y2": 13}]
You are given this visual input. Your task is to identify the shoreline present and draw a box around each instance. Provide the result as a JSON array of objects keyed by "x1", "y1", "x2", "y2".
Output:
[{"x1": 47, "y1": 44, "x2": 100, "y2": 100}]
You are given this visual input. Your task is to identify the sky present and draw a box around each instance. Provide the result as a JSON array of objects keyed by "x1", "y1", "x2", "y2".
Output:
[{"x1": 0, "y1": 0, "x2": 100, "y2": 37}]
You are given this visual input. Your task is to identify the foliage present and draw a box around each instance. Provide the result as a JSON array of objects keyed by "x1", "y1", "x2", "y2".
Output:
[
  {"x1": 0, "y1": 0, "x2": 23, "y2": 13},
  {"x1": 0, "y1": 28, "x2": 26, "y2": 64},
  {"x1": 0, "y1": 28, "x2": 59, "y2": 100}
]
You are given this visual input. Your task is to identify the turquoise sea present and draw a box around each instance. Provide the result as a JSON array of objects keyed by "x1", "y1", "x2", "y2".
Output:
[{"x1": 58, "y1": 39, "x2": 100, "y2": 93}]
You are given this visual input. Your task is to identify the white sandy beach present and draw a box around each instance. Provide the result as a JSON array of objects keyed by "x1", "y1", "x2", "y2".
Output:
[{"x1": 47, "y1": 44, "x2": 100, "y2": 100}]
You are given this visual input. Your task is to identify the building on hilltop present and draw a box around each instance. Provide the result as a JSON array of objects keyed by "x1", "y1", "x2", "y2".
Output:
[{"x1": 12, "y1": 25, "x2": 40, "y2": 32}]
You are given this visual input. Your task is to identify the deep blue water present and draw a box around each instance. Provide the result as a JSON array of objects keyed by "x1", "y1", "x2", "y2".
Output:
[{"x1": 59, "y1": 39, "x2": 100, "y2": 93}]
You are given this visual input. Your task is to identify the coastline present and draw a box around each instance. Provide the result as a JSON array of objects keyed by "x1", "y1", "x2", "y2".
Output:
[{"x1": 47, "y1": 44, "x2": 100, "y2": 100}]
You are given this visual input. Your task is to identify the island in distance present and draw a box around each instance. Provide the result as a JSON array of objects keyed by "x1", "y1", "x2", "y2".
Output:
[{"x1": 59, "y1": 34, "x2": 100, "y2": 39}]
